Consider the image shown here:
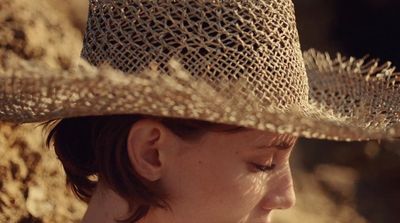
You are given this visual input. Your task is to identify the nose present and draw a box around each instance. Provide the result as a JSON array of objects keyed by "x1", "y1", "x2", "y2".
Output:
[{"x1": 261, "y1": 166, "x2": 296, "y2": 210}]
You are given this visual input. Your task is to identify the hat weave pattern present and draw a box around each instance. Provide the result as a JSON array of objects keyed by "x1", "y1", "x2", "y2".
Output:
[{"x1": 81, "y1": 0, "x2": 308, "y2": 110}]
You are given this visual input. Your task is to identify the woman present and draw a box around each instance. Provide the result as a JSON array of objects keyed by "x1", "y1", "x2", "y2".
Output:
[
  {"x1": 1, "y1": 0, "x2": 399, "y2": 222},
  {"x1": 44, "y1": 114, "x2": 297, "y2": 223}
]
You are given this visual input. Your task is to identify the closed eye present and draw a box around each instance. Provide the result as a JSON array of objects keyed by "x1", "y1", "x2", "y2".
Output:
[
  {"x1": 252, "y1": 163, "x2": 276, "y2": 172},
  {"x1": 275, "y1": 142, "x2": 294, "y2": 150}
]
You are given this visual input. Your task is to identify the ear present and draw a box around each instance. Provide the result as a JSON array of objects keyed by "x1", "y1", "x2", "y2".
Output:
[{"x1": 126, "y1": 118, "x2": 171, "y2": 182}]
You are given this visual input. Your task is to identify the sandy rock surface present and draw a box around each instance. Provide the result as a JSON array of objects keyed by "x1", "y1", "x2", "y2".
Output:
[
  {"x1": 0, "y1": 122, "x2": 86, "y2": 223},
  {"x1": 0, "y1": 0, "x2": 82, "y2": 68},
  {"x1": 0, "y1": 0, "x2": 85, "y2": 222}
]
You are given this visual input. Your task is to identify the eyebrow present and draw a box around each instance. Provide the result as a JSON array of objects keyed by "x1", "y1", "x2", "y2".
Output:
[
  {"x1": 254, "y1": 142, "x2": 294, "y2": 150},
  {"x1": 254, "y1": 135, "x2": 298, "y2": 150}
]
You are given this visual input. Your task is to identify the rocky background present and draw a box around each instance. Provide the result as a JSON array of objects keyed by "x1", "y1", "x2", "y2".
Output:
[{"x1": 0, "y1": 0, "x2": 399, "y2": 222}]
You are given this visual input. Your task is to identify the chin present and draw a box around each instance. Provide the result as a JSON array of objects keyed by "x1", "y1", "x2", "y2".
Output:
[
  {"x1": 253, "y1": 218, "x2": 272, "y2": 223},
  {"x1": 252, "y1": 212, "x2": 272, "y2": 223}
]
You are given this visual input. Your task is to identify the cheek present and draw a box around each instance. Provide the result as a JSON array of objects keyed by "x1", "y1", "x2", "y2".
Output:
[
  {"x1": 190, "y1": 161, "x2": 266, "y2": 221},
  {"x1": 163, "y1": 149, "x2": 266, "y2": 214}
]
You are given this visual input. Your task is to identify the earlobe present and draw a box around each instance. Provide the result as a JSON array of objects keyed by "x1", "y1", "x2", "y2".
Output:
[{"x1": 126, "y1": 120, "x2": 164, "y2": 182}]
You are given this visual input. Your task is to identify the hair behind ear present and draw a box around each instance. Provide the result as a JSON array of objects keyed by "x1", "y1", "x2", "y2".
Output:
[{"x1": 43, "y1": 117, "x2": 98, "y2": 201}]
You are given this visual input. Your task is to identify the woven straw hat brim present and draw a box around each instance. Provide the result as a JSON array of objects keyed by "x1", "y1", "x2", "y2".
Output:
[
  {"x1": 1, "y1": 49, "x2": 399, "y2": 141},
  {"x1": 2, "y1": 0, "x2": 398, "y2": 141}
]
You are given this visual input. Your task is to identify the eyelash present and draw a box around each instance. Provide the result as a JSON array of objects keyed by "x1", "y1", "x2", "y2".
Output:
[{"x1": 253, "y1": 163, "x2": 276, "y2": 172}]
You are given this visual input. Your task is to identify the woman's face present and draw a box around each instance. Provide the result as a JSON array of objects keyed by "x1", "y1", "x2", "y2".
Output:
[{"x1": 142, "y1": 126, "x2": 298, "y2": 223}]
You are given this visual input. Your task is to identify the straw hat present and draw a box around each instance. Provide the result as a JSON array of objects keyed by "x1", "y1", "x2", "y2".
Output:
[{"x1": 0, "y1": 0, "x2": 399, "y2": 141}]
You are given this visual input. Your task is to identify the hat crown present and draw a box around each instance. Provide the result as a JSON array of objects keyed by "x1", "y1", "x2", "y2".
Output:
[{"x1": 81, "y1": 0, "x2": 308, "y2": 109}]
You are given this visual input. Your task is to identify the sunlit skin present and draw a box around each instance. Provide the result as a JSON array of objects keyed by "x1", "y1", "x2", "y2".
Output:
[{"x1": 81, "y1": 119, "x2": 298, "y2": 223}]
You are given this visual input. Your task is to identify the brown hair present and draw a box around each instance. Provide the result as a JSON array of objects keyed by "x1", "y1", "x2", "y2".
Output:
[{"x1": 41, "y1": 114, "x2": 243, "y2": 222}]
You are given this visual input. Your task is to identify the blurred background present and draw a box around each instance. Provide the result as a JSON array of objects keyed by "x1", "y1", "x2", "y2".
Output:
[
  {"x1": 290, "y1": 1, "x2": 400, "y2": 223},
  {"x1": 0, "y1": 0, "x2": 399, "y2": 222}
]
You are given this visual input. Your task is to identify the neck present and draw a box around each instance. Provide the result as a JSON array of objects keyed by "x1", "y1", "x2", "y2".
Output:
[
  {"x1": 81, "y1": 182, "x2": 130, "y2": 223},
  {"x1": 80, "y1": 182, "x2": 177, "y2": 223}
]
